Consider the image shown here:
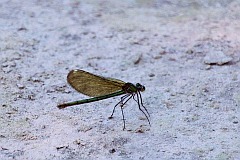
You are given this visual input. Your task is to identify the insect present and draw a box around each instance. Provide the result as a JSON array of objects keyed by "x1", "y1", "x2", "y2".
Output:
[{"x1": 57, "y1": 70, "x2": 150, "y2": 130}]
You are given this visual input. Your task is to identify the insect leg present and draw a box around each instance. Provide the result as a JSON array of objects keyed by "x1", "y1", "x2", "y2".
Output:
[
  {"x1": 138, "y1": 91, "x2": 150, "y2": 117},
  {"x1": 120, "y1": 95, "x2": 133, "y2": 130},
  {"x1": 134, "y1": 92, "x2": 151, "y2": 126},
  {"x1": 120, "y1": 104, "x2": 125, "y2": 130},
  {"x1": 109, "y1": 94, "x2": 130, "y2": 119}
]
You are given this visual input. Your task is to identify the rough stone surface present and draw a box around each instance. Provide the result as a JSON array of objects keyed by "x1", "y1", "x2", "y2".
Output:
[
  {"x1": 1, "y1": 1, "x2": 240, "y2": 160},
  {"x1": 204, "y1": 51, "x2": 233, "y2": 65}
]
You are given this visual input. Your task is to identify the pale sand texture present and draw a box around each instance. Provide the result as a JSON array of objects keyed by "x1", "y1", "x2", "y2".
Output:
[{"x1": 1, "y1": 1, "x2": 240, "y2": 159}]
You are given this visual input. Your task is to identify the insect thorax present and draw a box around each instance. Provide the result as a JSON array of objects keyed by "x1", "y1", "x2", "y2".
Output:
[{"x1": 122, "y1": 83, "x2": 139, "y2": 93}]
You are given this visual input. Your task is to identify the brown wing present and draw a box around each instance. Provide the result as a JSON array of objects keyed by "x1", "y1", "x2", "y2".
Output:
[{"x1": 67, "y1": 70, "x2": 125, "y2": 97}]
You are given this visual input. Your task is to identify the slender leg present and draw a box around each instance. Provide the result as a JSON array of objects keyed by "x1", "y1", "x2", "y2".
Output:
[
  {"x1": 134, "y1": 92, "x2": 151, "y2": 126},
  {"x1": 109, "y1": 94, "x2": 130, "y2": 119},
  {"x1": 119, "y1": 95, "x2": 133, "y2": 130},
  {"x1": 138, "y1": 91, "x2": 150, "y2": 117},
  {"x1": 120, "y1": 104, "x2": 125, "y2": 130},
  {"x1": 133, "y1": 92, "x2": 150, "y2": 117}
]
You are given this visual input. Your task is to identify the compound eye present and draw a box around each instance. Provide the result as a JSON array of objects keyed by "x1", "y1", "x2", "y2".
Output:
[{"x1": 136, "y1": 83, "x2": 145, "y2": 92}]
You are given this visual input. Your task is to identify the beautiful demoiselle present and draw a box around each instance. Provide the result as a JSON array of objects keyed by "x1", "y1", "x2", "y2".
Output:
[{"x1": 57, "y1": 70, "x2": 150, "y2": 130}]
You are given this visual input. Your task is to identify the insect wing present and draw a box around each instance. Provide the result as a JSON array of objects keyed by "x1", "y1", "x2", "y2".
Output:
[{"x1": 67, "y1": 70, "x2": 125, "y2": 97}]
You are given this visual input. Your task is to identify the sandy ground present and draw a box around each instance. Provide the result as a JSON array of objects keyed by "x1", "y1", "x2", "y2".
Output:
[{"x1": 1, "y1": 0, "x2": 240, "y2": 159}]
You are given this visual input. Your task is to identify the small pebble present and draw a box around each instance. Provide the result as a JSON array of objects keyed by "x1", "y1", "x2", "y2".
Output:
[
  {"x1": 148, "y1": 73, "x2": 155, "y2": 77},
  {"x1": 17, "y1": 83, "x2": 25, "y2": 89},
  {"x1": 109, "y1": 149, "x2": 116, "y2": 153},
  {"x1": 233, "y1": 121, "x2": 238, "y2": 124},
  {"x1": 204, "y1": 51, "x2": 232, "y2": 65}
]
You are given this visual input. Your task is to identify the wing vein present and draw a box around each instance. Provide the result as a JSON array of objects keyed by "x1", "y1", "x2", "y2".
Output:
[{"x1": 67, "y1": 70, "x2": 126, "y2": 97}]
